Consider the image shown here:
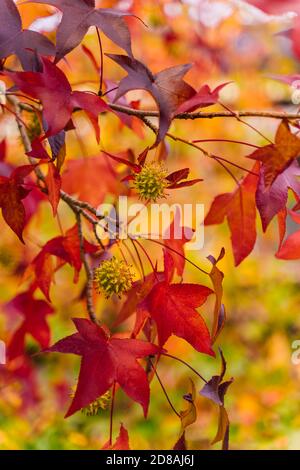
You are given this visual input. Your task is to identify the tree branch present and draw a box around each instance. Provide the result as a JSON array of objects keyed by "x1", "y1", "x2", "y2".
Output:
[
  {"x1": 10, "y1": 95, "x2": 100, "y2": 323},
  {"x1": 138, "y1": 114, "x2": 258, "y2": 176},
  {"x1": 8, "y1": 95, "x2": 106, "y2": 219},
  {"x1": 110, "y1": 103, "x2": 300, "y2": 121}
]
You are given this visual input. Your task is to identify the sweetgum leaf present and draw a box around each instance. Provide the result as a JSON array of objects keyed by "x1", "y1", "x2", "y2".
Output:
[
  {"x1": 247, "y1": 121, "x2": 300, "y2": 188},
  {"x1": 0, "y1": 0, "x2": 55, "y2": 70},
  {"x1": 6, "y1": 57, "x2": 109, "y2": 140},
  {"x1": 136, "y1": 250, "x2": 214, "y2": 355},
  {"x1": 0, "y1": 164, "x2": 36, "y2": 242},
  {"x1": 107, "y1": 54, "x2": 196, "y2": 146},
  {"x1": 27, "y1": 0, "x2": 133, "y2": 61},
  {"x1": 205, "y1": 163, "x2": 259, "y2": 266},
  {"x1": 5, "y1": 289, "x2": 54, "y2": 359},
  {"x1": 45, "y1": 318, "x2": 161, "y2": 417},
  {"x1": 256, "y1": 161, "x2": 300, "y2": 232}
]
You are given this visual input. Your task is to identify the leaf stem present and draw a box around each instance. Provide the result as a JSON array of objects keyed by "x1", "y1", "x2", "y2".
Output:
[
  {"x1": 129, "y1": 238, "x2": 146, "y2": 281},
  {"x1": 192, "y1": 138, "x2": 260, "y2": 149},
  {"x1": 96, "y1": 27, "x2": 104, "y2": 96},
  {"x1": 130, "y1": 238, "x2": 159, "y2": 281},
  {"x1": 149, "y1": 359, "x2": 181, "y2": 418},
  {"x1": 218, "y1": 101, "x2": 273, "y2": 144},
  {"x1": 162, "y1": 353, "x2": 207, "y2": 384},
  {"x1": 142, "y1": 238, "x2": 210, "y2": 276},
  {"x1": 139, "y1": 115, "x2": 259, "y2": 176}
]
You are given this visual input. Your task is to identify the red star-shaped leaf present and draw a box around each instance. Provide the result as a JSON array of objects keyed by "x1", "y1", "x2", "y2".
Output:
[
  {"x1": 45, "y1": 318, "x2": 161, "y2": 417},
  {"x1": 29, "y1": 225, "x2": 98, "y2": 300},
  {"x1": 6, "y1": 57, "x2": 109, "y2": 140},
  {"x1": 136, "y1": 250, "x2": 214, "y2": 355},
  {"x1": 5, "y1": 289, "x2": 54, "y2": 359},
  {"x1": 0, "y1": 164, "x2": 36, "y2": 242}
]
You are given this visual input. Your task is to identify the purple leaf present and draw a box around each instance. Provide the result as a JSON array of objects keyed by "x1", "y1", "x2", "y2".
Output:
[
  {"x1": 0, "y1": 0, "x2": 55, "y2": 71},
  {"x1": 27, "y1": 0, "x2": 133, "y2": 62},
  {"x1": 107, "y1": 54, "x2": 196, "y2": 146},
  {"x1": 256, "y1": 161, "x2": 300, "y2": 231}
]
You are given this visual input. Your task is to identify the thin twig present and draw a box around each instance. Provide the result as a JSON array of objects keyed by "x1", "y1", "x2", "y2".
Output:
[
  {"x1": 139, "y1": 114, "x2": 258, "y2": 176},
  {"x1": 192, "y1": 138, "x2": 260, "y2": 149},
  {"x1": 109, "y1": 103, "x2": 300, "y2": 121},
  {"x1": 143, "y1": 238, "x2": 210, "y2": 276},
  {"x1": 75, "y1": 211, "x2": 98, "y2": 324},
  {"x1": 162, "y1": 353, "x2": 207, "y2": 384},
  {"x1": 10, "y1": 94, "x2": 100, "y2": 323},
  {"x1": 218, "y1": 101, "x2": 273, "y2": 144}
]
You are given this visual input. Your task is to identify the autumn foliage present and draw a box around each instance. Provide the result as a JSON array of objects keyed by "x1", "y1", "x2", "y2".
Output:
[{"x1": 1, "y1": 0, "x2": 300, "y2": 451}]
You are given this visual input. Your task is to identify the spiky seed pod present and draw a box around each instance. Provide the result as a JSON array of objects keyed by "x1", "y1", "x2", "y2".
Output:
[
  {"x1": 134, "y1": 162, "x2": 168, "y2": 201},
  {"x1": 70, "y1": 387, "x2": 111, "y2": 416},
  {"x1": 27, "y1": 113, "x2": 42, "y2": 142},
  {"x1": 81, "y1": 391, "x2": 111, "y2": 416},
  {"x1": 94, "y1": 257, "x2": 134, "y2": 298}
]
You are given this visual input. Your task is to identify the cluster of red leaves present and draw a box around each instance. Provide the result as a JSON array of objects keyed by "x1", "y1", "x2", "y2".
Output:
[
  {"x1": 6, "y1": 57, "x2": 109, "y2": 140},
  {"x1": 27, "y1": 225, "x2": 98, "y2": 301},
  {"x1": 206, "y1": 121, "x2": 300, "y2": 266},
  {"x1": 0, "y1": 0, "x2": 228, "y2": 247}
]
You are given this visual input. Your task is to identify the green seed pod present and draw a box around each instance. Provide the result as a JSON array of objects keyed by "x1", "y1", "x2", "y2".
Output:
[
  {"x1": 134, "y1": 163, "x2": 168, "y2": 201},
  {"x1": 94, "y1": 257, "x2": 134, "y2": 298},
  {"x1": 27, "y1": 113, "x2": 42, "y2": 142}
]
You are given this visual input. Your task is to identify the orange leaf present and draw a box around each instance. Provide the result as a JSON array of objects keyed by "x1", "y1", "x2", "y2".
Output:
[
  {"x1": 205, "y1": 164, "x2": 259, "y2": 266},
  {"x1": 247, "y1": 121, "x2": 300, "y2": 188},
  {"x1": 62, "y1": 155, "x2": 121, "y2": 206},
  {"x1": 45, "y1": 162, "x2": 61, "y2": 216}
]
